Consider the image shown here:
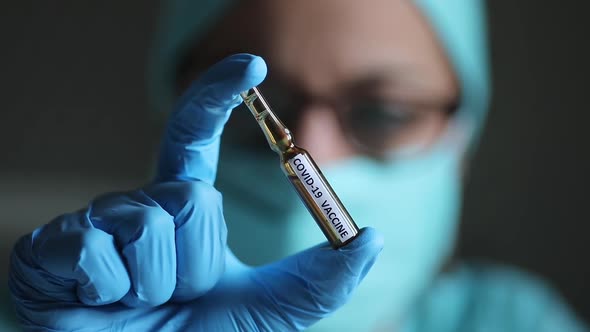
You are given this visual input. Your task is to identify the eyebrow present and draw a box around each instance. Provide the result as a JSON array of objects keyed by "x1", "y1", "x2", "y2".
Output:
[
  {"x1": 346, "y1": 73, "x2": 396, "y2": 94},
  {"x1": 342, "y1": 69, "x2": 459, "y2": 110},
  {"x1": 342, "y1": 69, "x2": 412, "y2": 99}
]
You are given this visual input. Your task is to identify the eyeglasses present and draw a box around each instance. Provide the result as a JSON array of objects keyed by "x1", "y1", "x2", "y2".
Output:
[{"x1": 226, "y1": 78, "x2": 458, "y2": 160}]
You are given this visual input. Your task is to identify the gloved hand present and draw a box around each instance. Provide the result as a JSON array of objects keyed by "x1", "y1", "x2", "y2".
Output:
[{"x1": 9, "y1": 54, "x2": 384, "y2": 331}]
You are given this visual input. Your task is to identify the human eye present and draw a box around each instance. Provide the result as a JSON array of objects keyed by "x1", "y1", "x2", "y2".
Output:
[
  {"x1": 345, "y1": 100, "x2": 418, "y2": 144},
  {"x1": 342, "y1": 97, "x2": 450, "y2": 158}
]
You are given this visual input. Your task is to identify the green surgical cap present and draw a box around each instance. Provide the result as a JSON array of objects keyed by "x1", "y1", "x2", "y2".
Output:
[{"x1": 149, "y1": 0, "x2": 490, "y2": 146}]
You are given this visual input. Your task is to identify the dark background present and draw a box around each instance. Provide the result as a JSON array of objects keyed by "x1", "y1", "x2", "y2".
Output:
[{"x1": 1, "y1": 0, "x2": 589, "y2": 326}]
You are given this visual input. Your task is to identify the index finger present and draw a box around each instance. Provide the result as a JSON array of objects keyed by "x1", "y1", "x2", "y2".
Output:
[{"x1": 156, "y1": 53, "x2": 267, "y2": 184}]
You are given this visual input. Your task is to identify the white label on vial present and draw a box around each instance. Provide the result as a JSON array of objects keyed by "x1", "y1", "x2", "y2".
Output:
[{"x1": 288, "y1": 154, "x2": 354, "y2": 242}]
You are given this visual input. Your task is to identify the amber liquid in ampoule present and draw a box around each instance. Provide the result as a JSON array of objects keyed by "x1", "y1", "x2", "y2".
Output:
[{"x1": 241, "y1": 87, "x2": 359, "y2": 248}]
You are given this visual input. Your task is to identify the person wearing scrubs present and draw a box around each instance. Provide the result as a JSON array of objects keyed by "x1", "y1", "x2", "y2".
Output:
[{"x1": 7, "y1": 0, "x2": 588, "y2": 331}]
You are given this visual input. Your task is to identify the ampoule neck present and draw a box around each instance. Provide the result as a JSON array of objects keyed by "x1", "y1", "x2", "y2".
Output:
[{"x1": 240, "y1": 88, "x2": 296, "y2": 154}]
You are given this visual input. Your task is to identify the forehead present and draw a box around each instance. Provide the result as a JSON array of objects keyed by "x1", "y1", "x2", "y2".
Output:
[{"x1": 183, "y1": 0, "x2": 456, "y2": 99}]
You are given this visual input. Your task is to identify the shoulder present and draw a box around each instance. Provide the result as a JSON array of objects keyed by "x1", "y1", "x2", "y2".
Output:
[
  {"x1": 407, "y1": 261, "x2": 587, "y2": 332},
  {"x1": 455, "y1": 261, "x2": 563, "y2": 306}
]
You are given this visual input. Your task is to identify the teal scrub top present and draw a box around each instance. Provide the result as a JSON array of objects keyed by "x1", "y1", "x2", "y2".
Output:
[{"x1": 403, "y1": 262, "x2": 586, "y2": 332}]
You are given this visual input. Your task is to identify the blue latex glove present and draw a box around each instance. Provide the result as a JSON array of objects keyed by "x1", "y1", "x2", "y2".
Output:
[{"x1": 9, "y1": 54, "x2": 383, "y2": 331}]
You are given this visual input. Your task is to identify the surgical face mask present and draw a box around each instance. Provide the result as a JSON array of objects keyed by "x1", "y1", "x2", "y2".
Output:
[{"x1": 216, "y1": 133, "x2": 463, "y2": 330}]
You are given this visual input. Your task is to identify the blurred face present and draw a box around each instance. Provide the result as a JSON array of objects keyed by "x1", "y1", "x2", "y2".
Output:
[
  {"x1": 178, "y1": 0, "x2": 459, "y2": 164},
  {"x1": 177, "y1": 2, "x2": 466, "y2": 327}
]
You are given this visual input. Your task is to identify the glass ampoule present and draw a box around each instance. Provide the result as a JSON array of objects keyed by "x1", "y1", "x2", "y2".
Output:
[{"x1": 240, "y1": 87, "x2": 359, "y2": 248}]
